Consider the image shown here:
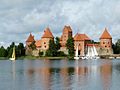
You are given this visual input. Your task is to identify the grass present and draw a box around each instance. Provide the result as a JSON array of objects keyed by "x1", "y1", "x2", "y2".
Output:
[
  {"x1": 0, "y1": 57, "x2": 8, "y2": 60},
  {"x1": 17, "y1": 56, "x2": 67, "y2": 60}
]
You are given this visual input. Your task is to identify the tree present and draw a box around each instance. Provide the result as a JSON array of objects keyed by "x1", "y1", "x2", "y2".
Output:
[
  {"x1": 66, "y1": 37, "x2": 74, "y2": 57},
  {"x1": 0, "y1": 46, "x2": 8, "y2": 57},
  {"x1": 18, "y1": 43, "x2": 25, "y2": 56},
  {"x1": 7, "y1": 42, "x2": 15, "y2": 57},
  {"x1": 113, "y1": 39, "x2": 120, "y2": 54},
  {"x1": 55, "y1": 37, "x2": 61, "y2": 51},
  {"x1": 39, "y1": 51, "x2": 43, "y2": 57},
  {"x1": 28, "y1": 41, "x2": 36, "y2": 50},
  {"x1": 46, "y1": 39, "x2": 57, "y2": 56}
]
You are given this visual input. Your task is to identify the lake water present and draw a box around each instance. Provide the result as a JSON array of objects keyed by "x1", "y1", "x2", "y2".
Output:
[{"x1": 0, "y1": 59, "x2": 120, "y2": 90}]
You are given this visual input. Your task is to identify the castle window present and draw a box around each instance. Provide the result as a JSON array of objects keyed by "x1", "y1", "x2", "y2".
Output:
[
  {"x1": 45, "y1": 46, "x2": 46, "y2": 48},
  {"x1": 108, "y1": 42, "x2": 109, "y2": 44},
  {"x1": 103, "y1": 42, "x2": 105, "y2": 44},
  {"x1": 79, "y1": 44, "x2": 80, "y2": 46},
  {"x1": 44, "y1": 42, "x2": 46, "y2": 44},
  {"x1": 105, "y1": 46, "x2": 107, "y2": 47}
]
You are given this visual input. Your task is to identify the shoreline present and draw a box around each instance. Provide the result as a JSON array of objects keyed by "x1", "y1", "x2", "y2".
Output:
[
  {"x1": 1, "y1": 54, "x2": 120, "y2": 60},
  {"x1": 17, "y1": 56, "x2": 68, "y2": 60}
]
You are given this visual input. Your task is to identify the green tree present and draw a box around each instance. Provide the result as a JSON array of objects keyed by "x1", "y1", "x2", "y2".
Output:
[
  {"x1": 0, "y1": 46, "x2": 8, "y2": 57},
  {"x1": 39, "y1": 51, "x2": 43, "y2": 57},
  {"x1": 7, "y1": 42, "x2": 15, "y2": 57},
  {"x1": 113, "y1": 39, "x2": 120, "y2": 54},
  {"x1": 46, "y1": 39, "x2": 57, "y2": 56},
  {"x1": 18, "y1": 43, "x2": 25, "y2": 56},
  {"x1": 66, "y1": 37, "x2": 74, "y2": 57},
  {"x1": 28, "y1": 41, "x2": 36, "y2": 50},
  {"x1": 55, "y1": 37, "x2": 61, "y2": 51}
]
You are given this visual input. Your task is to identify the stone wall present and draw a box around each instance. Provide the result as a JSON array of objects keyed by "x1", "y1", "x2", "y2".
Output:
[
  {"x1": 32, "y1": 50, "x2": 39, "y2": 56},
  {"x1": 98, "y1": 48, "x2": 113, "y2": 55}
]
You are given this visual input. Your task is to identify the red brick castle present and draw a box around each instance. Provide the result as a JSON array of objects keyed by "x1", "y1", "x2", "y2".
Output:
[{"x1": 25, "y1": 26, "x2": 113, "y2": 56}]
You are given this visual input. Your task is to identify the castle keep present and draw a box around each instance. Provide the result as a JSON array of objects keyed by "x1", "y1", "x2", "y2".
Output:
[{"x1": 25, "y1": 26, "x2": 113, "y2": 56}]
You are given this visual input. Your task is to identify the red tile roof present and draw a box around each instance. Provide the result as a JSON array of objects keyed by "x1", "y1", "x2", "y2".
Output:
[
  {"x1": 26, "y1": 33, "x2": 35, "y2": 42},
  {"x1": 42, "y1": 27, "x2": 54, "y2": 38},
  {"x1": 35, "y1": 40, "x2": 41, "y2": 47},
  {"x1": 100, "y1": 28, "x2": 112, "y2": 39},
  {"x1": 63, "y1": 25, "x2": 72, "y2": 33},
  {"x1": 74, "y1": 33, "x2": 91, "y2": 41}
]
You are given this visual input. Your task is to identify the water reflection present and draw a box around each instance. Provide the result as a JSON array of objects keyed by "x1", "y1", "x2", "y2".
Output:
[{"x1": 25, "y1": 60, "x2": 112, "y2": 90}]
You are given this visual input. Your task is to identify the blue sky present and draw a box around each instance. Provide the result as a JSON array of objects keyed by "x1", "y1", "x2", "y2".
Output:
[{"x1": 0, "y1": 0, "x2": 120, "y2": 47}]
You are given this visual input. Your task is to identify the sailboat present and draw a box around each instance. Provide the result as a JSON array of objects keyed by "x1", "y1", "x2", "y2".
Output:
[
  {"x1": 93, "y1": 45, "x2": 100, "y2": 59},
  {"x1": 83, "y1": 44, "x2": 99, "y2": 60},
  {"x1": 74, "y1": 45, "x2": 79, "y2": 60},
  {"x1": 10, "y1": 46, "x2": 16, "y2": 61}
]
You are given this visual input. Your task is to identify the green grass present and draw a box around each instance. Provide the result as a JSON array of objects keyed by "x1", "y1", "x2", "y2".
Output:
[
  {"x1": 17, "y1": 56, "x2": 67, "y2": 60},
  {"x1": 0, "y1": 57, "x2": 8, "y2": 60}
]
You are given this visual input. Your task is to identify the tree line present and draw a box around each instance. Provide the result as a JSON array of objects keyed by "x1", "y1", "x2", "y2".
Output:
[
  {"x1": 0, "y1": 42, "x2": 25, "y2": 57},
  {"x1": 1, "y1": 37, "x2": 120, "y2": 58}
]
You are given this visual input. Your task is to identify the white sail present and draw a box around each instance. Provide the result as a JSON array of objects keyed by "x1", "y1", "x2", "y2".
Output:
[
  {"x1": 91, "y1": 47, "x2": 95, "y2": 57},
  {"x1": 86, "y1": 47, "x2": 90, "y2": 57},
  {"x1": 74, "y1": 45, "x2": 79, "y2": 60},
  {"x1": 10, "y1": 46, "x2": 16, "y2": 61},
  {"x1": 93, "y1": 46, "x2": 98, "y2": 56},
  {"x1": 75, "y1": 45, "x2": 78, "y2": 57}
]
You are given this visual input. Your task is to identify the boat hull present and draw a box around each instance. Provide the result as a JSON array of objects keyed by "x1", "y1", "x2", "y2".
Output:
[
  {"x1": 10, "y1": 58, "x2": 15, "y2": 61},
  {"x1": 74, "y1": 57, "x2": 79, "y2": 60}
]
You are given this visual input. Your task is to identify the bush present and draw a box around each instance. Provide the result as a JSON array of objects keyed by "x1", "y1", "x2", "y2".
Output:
[
  {"x1": 39, "y1": 51, "x2": 43, "y2": 57},
  {"x1": 57, "y1": 51, "x2": 66, "y2": 56}
]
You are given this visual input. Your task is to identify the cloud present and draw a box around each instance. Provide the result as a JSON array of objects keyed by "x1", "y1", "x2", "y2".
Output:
[{"x1": 0, "y1": 0, "x2": 120, "y2": 47}]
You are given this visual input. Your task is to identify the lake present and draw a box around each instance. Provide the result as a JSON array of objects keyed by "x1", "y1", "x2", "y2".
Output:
[{"x1": 0, "y1": 59, "x2": 120, "y2": 90}]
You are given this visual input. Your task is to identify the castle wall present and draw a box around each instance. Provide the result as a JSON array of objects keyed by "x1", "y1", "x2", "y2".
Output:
[
  {"x1": 41, "y1": 38, "x2": 53, "y2": 51},
  {"x1": 74, "y1": 41, "x2": 85, "y2": 56}
]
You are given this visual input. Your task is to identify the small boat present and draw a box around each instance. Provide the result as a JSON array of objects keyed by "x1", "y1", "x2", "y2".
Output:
[{"x1": 10, "y1": 46, "x2": 16, "y2": 61}]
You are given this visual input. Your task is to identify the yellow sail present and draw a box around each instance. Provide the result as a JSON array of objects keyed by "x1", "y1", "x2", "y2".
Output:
[{"x1": 10, "y1": 46, "x2": 16, "y2": 61}]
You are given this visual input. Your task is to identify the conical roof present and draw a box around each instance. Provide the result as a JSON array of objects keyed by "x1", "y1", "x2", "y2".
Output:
[
  {"x1": 26, "y1": 33, "x2": 35, "y2": 42},
  {"x1": 100, "y1": 28, "x2": 112, "y2": 39},
  {"x1": 42, "y1": 27, "x2": 54, "y2": 38}
]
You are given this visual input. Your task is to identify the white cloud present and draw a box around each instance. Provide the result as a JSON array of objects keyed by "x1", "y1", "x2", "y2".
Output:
[{"x1": 0, "y1": 0, "x2": 120, "y2": 47}]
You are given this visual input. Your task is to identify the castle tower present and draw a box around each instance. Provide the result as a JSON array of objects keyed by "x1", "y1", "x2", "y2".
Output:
[
  {"x1": 100, "y1": 28, "x2": 112, "y2": 49},
  {"x1": 26, "y1": 33, "x2": 35, "y2": 48},
  {"x1": 41, "y1": 27, "x2": 54, "y2": 51},
  {"x1": 99, "y1": 28, "x2": 113, "y2": 55},
  {"x1": 60, "y1": 25, "x2": 72, "y2": 54}
]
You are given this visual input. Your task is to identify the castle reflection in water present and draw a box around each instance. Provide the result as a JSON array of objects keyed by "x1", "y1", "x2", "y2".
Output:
[{"x1": 26, "y1": 60, "x2": 112, "y2": 90}]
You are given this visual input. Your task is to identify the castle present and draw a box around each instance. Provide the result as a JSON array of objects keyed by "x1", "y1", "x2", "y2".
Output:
[{"x1": 25, "y1": 25, "x2": 113, "y2": 56}]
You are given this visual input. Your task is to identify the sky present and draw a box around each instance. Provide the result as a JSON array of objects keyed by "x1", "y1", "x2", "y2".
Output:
[{"x1": 0, "y1": 0, "x2": 120, "y2": 47}]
